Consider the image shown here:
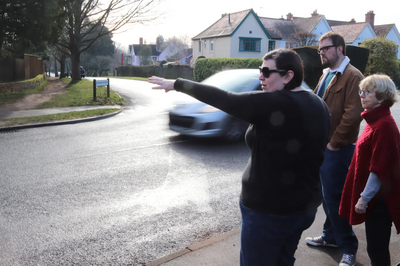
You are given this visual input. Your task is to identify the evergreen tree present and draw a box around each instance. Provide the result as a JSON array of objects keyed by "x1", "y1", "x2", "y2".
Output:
[{"x1": 360, "y1": 37, "x2": 400, "y2": 82}]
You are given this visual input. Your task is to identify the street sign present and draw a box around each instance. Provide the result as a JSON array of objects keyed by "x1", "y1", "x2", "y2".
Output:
[
  {"x1": 95, "y1": 79, "x2": 109, "y2": 87},
  {"x1": 93, "y1": 78, "x2": 110, "y2": 100}
]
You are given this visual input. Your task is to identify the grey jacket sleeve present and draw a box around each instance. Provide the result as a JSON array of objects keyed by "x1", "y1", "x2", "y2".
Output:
[{"x1": 360, "y1": 172, "x2": 381, "y2": 202}]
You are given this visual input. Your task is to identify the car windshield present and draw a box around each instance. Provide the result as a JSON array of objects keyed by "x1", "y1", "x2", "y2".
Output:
[{"x1": 201, "y1": 70, "x2": 259, "y2": 92}]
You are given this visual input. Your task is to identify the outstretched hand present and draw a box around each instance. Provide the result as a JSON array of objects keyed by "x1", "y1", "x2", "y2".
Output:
[{"x1": 148, "y1": 76, "x2": 175, "y2": 92}]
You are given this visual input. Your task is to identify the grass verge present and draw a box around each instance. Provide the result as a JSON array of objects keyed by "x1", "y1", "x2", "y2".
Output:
[
  {"x1": 38, "y1": 78, "x2": 125, "y2": 108},
  {"x1": 0, "y1": 108, "x2": 121, "y2": 128},
  {"x1": 0, "y1": 77, "x2": 125, "y2": 127},
  {"x1": 0, "y1": 79, "x2": 48, "y2": 106}
]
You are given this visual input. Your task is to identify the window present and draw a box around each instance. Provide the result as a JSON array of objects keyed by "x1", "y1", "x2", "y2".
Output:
[
  {"x1": 239, "y1": 38, "x2": 261, "y2": 52},
  {"x1": 151, "y1": 56, "x2": 157, "y2": 61},
  {"x1": 204, "y1": 40, "x2": 207, "y2": 50},
  {"x1": 268, "y1": 40, "x2": 276, "y2": 52},
  {"x1": 199, "y1": 40, "x2": 201, "y2": 52},
  {"x1": 210, "y1": 40, "x2": 214, "y2": 52}
]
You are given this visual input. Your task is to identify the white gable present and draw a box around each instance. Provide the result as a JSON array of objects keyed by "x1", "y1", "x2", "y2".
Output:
[
  {"x1": 350, "y1": 24, "x2": 376, "y2": 46},
  {"x1": 312, "y1": 16, "x2": 332, "y2": 40},
  {"x1": 230, "y1": 12, "x2": 269, "y2": 58}
]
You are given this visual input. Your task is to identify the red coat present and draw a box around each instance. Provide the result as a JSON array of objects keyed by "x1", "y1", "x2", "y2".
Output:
[{"x1": 339, "y1": 104, "x2": 400, "y2": 233}]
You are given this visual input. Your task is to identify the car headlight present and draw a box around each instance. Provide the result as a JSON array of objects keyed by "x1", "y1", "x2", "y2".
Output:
[{"x1": 199, "y1": 105, "x2": 220, "y2": 113}]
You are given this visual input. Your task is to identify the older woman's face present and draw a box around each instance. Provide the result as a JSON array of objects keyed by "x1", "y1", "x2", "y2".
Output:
[
  {"x1": 258, "y1": 59, "x2": 286, "y2": 92},
  {"x1": 359, "y1": 87, "x2": 382, "y2": 110}
]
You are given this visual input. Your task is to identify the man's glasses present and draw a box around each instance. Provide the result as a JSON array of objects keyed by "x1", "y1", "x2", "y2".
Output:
[
  {"x1": 317, "y1": 45, "x2": 336, "y2": 54},
  {"x1": 358, "y1": 89, "x2": 373, "y2": 96},
  {"x1": 259, "y1": 67, "x2": 287, "y2": 78}
]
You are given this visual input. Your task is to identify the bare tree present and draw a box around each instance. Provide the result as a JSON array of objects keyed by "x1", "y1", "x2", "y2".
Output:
[
  {"x1": 161, "y1": 35, "x2": 190, "y2": 62},
  {"x1": 288, "y1": 32, "x2": 318, "y2": 48},
  {"x1": 57, "y1": 0, "x2": 163, "y2": 80}
]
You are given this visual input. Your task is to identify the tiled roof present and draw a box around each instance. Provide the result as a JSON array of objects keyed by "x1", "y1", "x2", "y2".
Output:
[
  {"x1": 192, "y1": 9, "x2": 253, "y2": 39},
  {"x1": 374, "y1": 24, "x2": 395, "y2": 37},
  {"x1": 293, "y1": 15, "x2": 325, "y2": 33},
  {"x1": 331, "y1": 22, "x2": 369, "y2": 43},
  {"x1": 258, "y1": 17, "x2": 295, "y2": 39},
  {"x1": 327, "y1": 20, "x2": 356, "y2": 27},
  {"x1": 189, "y1": 8, "x2": 398, "y2": 46},
  {"x1": 193, "y1": 10, "x2": 326, "y2": 41}
]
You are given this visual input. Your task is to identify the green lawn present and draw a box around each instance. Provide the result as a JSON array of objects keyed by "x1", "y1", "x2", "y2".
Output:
[
  {"x1": 0, "y1": 77, "x2": 125, "y2": 127},
  {"x1": 37, "y1": 78, "x2": 124, "y2": 108}
]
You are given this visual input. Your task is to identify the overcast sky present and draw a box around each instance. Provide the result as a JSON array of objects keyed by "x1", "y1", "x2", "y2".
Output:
[{"x1": 111, "y1": 0, "x2": 400, "y2": 50}]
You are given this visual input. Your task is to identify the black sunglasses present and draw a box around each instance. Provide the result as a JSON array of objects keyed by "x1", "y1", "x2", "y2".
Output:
[{"x1": 259, "y1": 67, "x2": 287, "y2": 78}]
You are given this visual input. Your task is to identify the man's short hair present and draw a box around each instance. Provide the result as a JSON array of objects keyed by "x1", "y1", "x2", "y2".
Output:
[{"x1": 319, "y1": 32, "x2": 346, "y2": 56}]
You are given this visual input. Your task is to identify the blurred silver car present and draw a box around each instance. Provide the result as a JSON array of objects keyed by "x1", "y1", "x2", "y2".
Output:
[{"x1": 168, "y1": 69, "x2": 261, "y2": 141}]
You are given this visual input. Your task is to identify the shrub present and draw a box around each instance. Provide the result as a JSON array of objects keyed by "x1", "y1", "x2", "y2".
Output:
[{"x1": 193, "y1": 58, "x2": 262, "y2": 81}]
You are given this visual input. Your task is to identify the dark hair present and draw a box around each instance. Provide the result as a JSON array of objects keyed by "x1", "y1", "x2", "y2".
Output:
[
  {"x1": 263, "y1": 48, "x2": 304, "y2": 90},
  {"x1": 319, "y1": 32, "x2": 346, "y2": 56}
]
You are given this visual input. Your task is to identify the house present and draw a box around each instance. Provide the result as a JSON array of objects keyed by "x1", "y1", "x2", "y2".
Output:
[
  {"x1": 191, "y1": 9, "x2": 400, "y2": 63},
  {"x1": 328, "y1": 11, "x2": 400, "y2": 59},
  {"x1": 192, "y1": 9, "x2": 271, "y2": 61},
  {"x1": 261, "y1": 11, "x2": 331, "y2": 49},
  {"x1": 179, "y1": 48, "x2": 193, "y2": 65},
  {"x1": 127, "y1": 37, "x2": 162, "y2": 66},
  {"x1": 375, "y1": 23, "x2": 400, "y2": 59},
  {"x1": 191, "y1": 9, "x2": 330, "y2": 64},
  {"x1": 127, "y1": 37, "x2": 193, "y2": 66},
  {"x1": 158, "y1": 45, "x2": 193, "y2": 65}
]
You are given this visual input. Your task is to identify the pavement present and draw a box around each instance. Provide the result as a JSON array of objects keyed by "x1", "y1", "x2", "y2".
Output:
[
  {"x1": 1, "y1": 107, "x2": 400, "y2": 266},
  {"x1": 147, "y1": 205, "x2": 400, "y2": 266}
]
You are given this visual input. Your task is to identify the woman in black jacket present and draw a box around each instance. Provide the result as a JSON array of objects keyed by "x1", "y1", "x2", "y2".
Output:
[{"x1": 149, "y1": 48, "x2": 331, "y2": 266}]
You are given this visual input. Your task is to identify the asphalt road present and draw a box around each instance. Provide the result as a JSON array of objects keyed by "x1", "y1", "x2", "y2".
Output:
[
  {"x1": 1, "y1": 78, "x2": 400, "y2": 265},
  {"x1": 0, "y1": 78, "x2": 249, "y2": 265}
]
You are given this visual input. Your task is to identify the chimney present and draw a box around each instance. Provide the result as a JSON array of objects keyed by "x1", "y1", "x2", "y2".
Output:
[
  {"x1": 139, "y1": 37, "x2": 143, "y2": 45},
  {"x1": 311, "y1": 10, "x2": 319, "y2": 17},
  {"x1": 365, "y1": 10, "x2": 375, "y2": 29},
  {"x1": 156, "y1": 37, "x2": 161, "y2": 51},
  {"x1": 350, "y1": 18, "x2": 356, "y2": 23},
  {"x1": 287, "y1": 13, "x2": 293, "y2": 20},
  {"x1": 228, "y1": 13, "x2": 231, "y2": 24}
]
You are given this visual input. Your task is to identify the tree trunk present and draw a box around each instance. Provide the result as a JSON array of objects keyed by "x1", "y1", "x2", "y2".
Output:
[
  {"x1": 70, "y1": 49, "x2": 81, "y2": 80},
  {"x1": 59, "y1": 56, "x2": 66, "y2": 78},
  {"x1": 54, "y1": 60, "x2": 58, "y2": 77}
]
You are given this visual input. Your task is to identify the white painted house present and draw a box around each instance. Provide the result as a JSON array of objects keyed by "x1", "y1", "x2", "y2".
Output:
[
  {"x1": 192, "y1": 9, "x2": 270, "y2": 60},
  {"x1": 192, "y1": 9, "x2": 400, "y2": 62}
]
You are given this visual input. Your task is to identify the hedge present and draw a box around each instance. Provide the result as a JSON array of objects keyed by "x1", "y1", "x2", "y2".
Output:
[{"x1": 193, "y1": 58, "x2": 262, "y2": 82}]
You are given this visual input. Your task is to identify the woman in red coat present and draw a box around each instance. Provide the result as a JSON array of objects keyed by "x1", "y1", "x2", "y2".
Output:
[{"x1": 339, "y1": 74, "x2": 400, "y2": 266}]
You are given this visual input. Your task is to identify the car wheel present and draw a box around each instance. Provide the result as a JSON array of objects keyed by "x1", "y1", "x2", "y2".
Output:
[{"x1": 224, "y1": 118, "x2": 248, "y2": 142}]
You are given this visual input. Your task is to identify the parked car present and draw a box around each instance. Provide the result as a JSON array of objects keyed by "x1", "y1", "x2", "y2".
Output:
[
  {"x1": 168, "y1": 69, "x2": 261, "y2": 142},
  {"x1": 80, "y1": 66, "x2": 86, "y2": 78}
]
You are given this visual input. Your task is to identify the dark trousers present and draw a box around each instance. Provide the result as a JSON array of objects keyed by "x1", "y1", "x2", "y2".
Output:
[
  {"x1": 320, "y1": 144, "x2": 358, "y2": 255},
  {"x1": 365, "y1": 198, "x2": 393, "y2": 266},
  {"x1": 239, "y1": 201, "x2": 316, "y2": 266}
]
